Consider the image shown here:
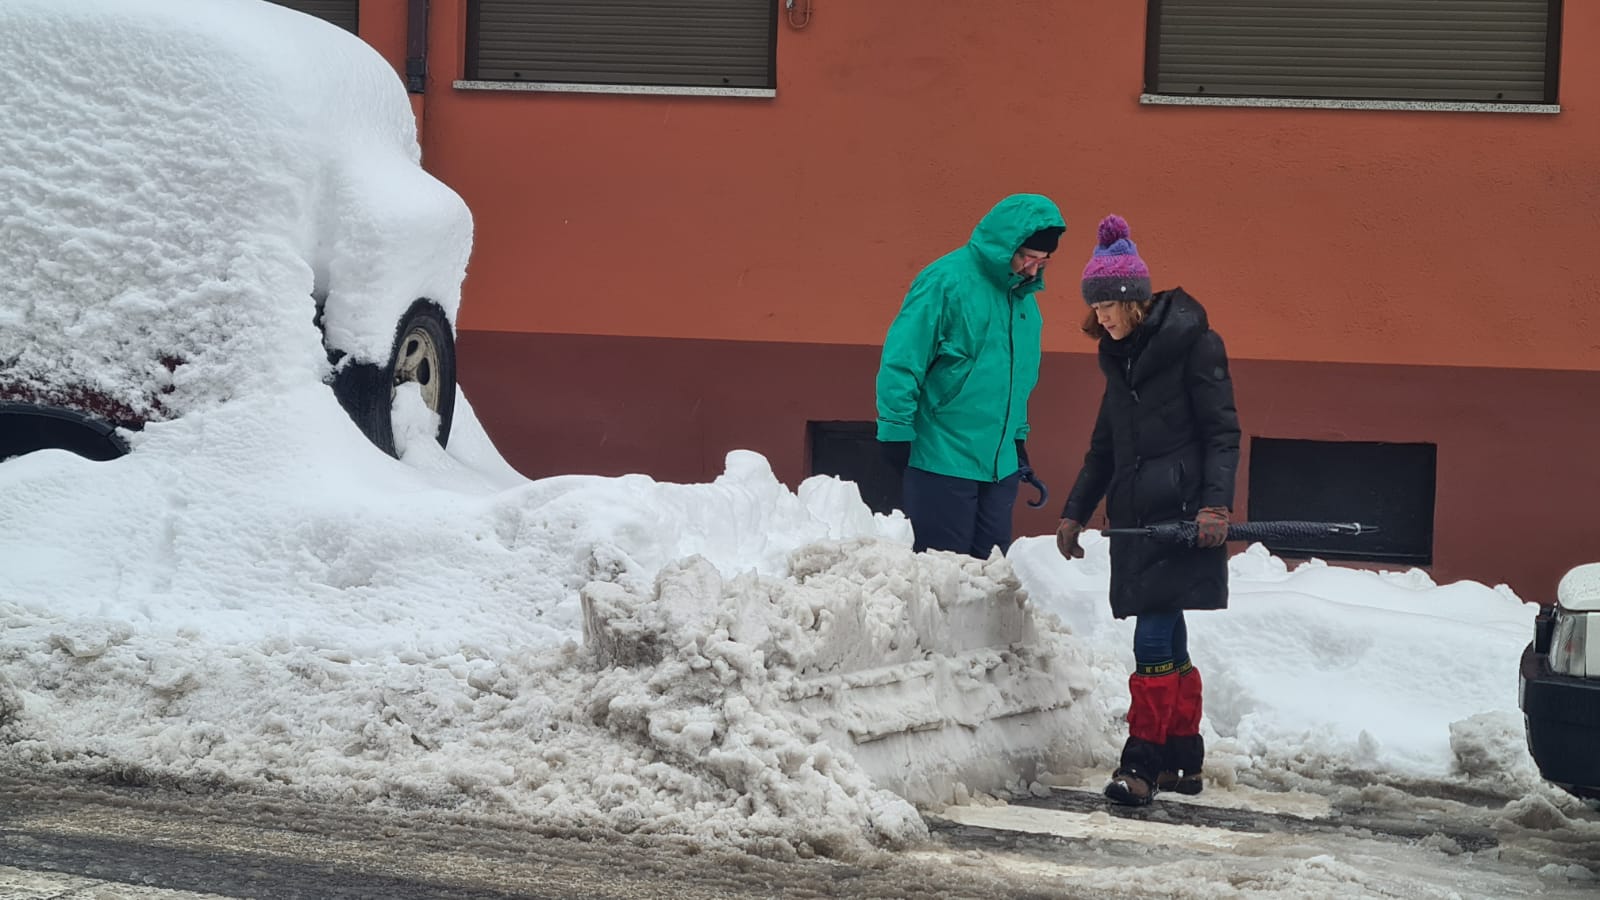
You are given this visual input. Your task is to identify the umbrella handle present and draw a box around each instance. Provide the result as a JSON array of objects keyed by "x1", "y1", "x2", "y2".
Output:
[
  {"x1": 1024, "y1": 474, "x2": 1049, "y2": 509},
  {"x1": 1022, "y1": 473, "x2": 1050, "y2": 509}
]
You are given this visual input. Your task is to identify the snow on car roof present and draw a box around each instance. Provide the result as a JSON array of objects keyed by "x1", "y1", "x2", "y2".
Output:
[
  {"x1": 0, "y1": 0, "x2": 471, "y2": 424},
  {"x1": 1558, "y1": 562, "x2": 1600, "y2": 612}
]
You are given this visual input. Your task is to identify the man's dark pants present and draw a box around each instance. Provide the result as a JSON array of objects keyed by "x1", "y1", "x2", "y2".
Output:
[{"x1": 901, "y1": 467, "x2": 1021, "y2": 558}]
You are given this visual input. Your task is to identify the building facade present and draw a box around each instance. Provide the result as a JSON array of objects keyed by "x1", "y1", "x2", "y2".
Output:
[{"x1": 284, "y1": 0, "x2": 1596, "y2": 602}]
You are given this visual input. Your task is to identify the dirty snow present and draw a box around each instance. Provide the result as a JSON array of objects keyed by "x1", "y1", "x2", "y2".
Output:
[{"x1": 2, "y1": 384, "x2": 1593, "y2": 870}]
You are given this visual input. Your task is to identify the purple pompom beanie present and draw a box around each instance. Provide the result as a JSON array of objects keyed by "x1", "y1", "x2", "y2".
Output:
[{"x1": 1081, "y1": 214, "x2": 1152, "y2": 305}]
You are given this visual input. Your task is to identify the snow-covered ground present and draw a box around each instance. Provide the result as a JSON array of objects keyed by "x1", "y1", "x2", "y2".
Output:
[{"x1": 3, "y1": 389, "x2": 1598, "y2": 889}]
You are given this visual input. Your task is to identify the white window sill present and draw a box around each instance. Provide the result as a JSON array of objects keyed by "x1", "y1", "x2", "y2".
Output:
[
  {"x1": 1139, "y1": 94, "x2": 1559, "y2": 115},
  {"x1": 453, "y1": 80, "x2": 774, "y2": 99}
]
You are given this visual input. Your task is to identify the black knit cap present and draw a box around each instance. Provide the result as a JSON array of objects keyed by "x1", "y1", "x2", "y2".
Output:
[{"x1": 1020, "y1": 226, "x2": 1065, "y2": 254}]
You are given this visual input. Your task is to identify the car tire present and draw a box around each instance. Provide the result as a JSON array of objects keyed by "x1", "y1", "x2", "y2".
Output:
[
  {"x1": 329, "y1": 299, "x2": 456, "y2": 457},
  {"x1": 0, "y1": 401, "x2": 130, "y2": 462}
]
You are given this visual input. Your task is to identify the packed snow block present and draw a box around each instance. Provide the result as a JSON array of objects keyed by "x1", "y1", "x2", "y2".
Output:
[
  {"x1": 582, "y1": 581, "x2": 664, "y2": 667},
  {"x1": 0, "y1": 674, "x2": 21, "y2": 731},
  {"x1": 780, "y1": 546, "x2": 1098, "y2": 806},
  {"x1": 579, "y1": 538, "x2": 1099, "y2": 810},
  {"x1": 582, "y1": 553, "x2": 727, "y2": 668}
]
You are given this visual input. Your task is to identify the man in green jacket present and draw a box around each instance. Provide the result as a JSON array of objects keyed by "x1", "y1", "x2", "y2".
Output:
[{"x1": 875, "y1": 193, "x2": 1066, "y2": 557}]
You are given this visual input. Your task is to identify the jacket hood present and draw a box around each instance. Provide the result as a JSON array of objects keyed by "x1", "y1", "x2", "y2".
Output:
[
  {"x1": 967, "y1": 194, "x2": 1066, "y2": 291},
  {"x1": 1147, "y1": 287, "x2": 1208, "y2": 341}
]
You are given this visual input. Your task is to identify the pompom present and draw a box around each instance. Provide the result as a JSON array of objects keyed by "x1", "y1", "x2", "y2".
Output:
[{"x1": 1097, "y1": 214, "x2": 1131, "y2": 248}]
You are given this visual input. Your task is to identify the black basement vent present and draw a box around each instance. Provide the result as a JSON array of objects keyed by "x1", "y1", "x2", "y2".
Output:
[
  {"x1": 1247, "y1": 437, "x2": 1435, "y2": 565},
  {"x1": 808, "y1": 421, "x2": 902, "y2": 517}
]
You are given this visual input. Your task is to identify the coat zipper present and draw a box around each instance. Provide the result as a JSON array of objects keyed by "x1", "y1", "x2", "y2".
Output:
[
  {"x1": 995, "y1": 289, "x2": 1016, "y2": 480},
  {"x1": 1126, "y1": 355, "x2": 1140, "y2": 520}
]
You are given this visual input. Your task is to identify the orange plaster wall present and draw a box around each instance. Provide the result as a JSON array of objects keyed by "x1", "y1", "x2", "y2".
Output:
[
  {"x1": 382, "y1": 1, "x2": 1600, "y2": 373},
  {"x1": 354, "y1": 0, "x2": 424, "y2": 125},
  {"x1": 357, "y1": 0, "x2": 406, "y2": 78}
]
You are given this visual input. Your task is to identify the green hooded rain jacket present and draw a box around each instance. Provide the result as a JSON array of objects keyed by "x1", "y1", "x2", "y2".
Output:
[{"x1": 875, "y1": 193, "x2": 1065, "y2": 482}]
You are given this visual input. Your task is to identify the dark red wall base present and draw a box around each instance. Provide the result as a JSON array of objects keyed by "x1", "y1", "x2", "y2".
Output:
[{"x1": 459, "y1": 329, "x2": 1598, "y2": 604}]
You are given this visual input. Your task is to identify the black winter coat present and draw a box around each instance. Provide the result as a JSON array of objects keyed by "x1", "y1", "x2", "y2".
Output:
[{"x1": 1062, "y1": 288, "x2": 1240, "y2": 619}]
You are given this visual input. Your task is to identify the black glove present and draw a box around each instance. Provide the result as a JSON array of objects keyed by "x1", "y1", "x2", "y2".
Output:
[
  {"x1": 880, "y1": 440, "x2": 911, "y2": 471},
  {"x1": 1195, "y1": 506, "x2": 1230, "y2": 548},
  {"x1": 1057, "y1": 518, "x2": 1085, "y2": 559}
]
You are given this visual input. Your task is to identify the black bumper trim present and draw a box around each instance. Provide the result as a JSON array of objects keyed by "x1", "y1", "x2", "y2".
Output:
[{"x1": 1519, "y1": 642, "x2": 1600, "y2": 792}]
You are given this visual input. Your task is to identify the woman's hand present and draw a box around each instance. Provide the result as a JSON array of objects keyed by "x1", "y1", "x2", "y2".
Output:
[{"x1": 1056, "y1": 519, "x2": 1085, "y2": 559}]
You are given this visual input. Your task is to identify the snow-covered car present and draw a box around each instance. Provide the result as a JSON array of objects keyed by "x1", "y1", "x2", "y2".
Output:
[
  {"x1": 1519, "y1": 562, "x2": 1600, "y2": 799},
  {"x1": 0, "y1": 0, "x2": 472, "y2": 462}
]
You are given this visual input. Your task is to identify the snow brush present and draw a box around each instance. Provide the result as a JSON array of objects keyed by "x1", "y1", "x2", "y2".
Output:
[{"x1": 1103, "y1": 520, "x2": 1380, "y2": 546}]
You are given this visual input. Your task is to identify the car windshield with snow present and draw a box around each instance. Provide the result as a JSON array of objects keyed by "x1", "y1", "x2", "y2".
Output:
[{"x1": 0, "y1": 0, "x2": 472, "y2": 462}]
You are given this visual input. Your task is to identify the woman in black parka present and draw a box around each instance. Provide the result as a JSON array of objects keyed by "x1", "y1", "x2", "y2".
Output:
[{"x1": 1056, "y1": 214, "x2": 1241, "y2": 806}]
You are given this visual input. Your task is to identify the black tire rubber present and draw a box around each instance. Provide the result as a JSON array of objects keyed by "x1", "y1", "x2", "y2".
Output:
[
  {"x1": 0, "y1": 401, "x2": 130, "y2": 462},
  {"x1": 328, "y1": 299, "x2": 457, "y2": 458}
]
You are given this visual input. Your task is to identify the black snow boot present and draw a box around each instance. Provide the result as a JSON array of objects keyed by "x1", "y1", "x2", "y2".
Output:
[
  {"x1": 1105, "y1": 736, "x2": 1164, "y2": 806},
  {"x1": 1157, "y1": 734, "x2": 1205, "y2": 795}
]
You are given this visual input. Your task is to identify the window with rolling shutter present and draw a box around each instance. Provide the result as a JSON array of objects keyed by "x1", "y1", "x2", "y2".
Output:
[
  {"x1": 1145, "y1": 0, "x2": 1561, "y2": 105},
  {"x1": 466, "y1": 0, "x2": 776, "y2": 91},
  {"x1": 263, "y1": 0, "x2": 359, "y2": 35}
]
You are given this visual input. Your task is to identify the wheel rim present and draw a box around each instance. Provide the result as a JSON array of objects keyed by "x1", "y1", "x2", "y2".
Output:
[{"x1": 392, "y1": 325, "x2": 442, "y2": 412}]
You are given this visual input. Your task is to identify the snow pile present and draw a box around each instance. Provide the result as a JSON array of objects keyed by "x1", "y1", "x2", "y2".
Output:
[
  {"x1": 584, "y1": 541, "x2": 1101, "y2": 819},
  {"x1": 0, "y1": 0, "x2": 470, "y2": 421},
  {"x1": 1010, "y1": 532, "x2": 1542, "y2": 794},
  {"x1": 578, "y1": 551, "x2": 931, "y2": 855},
  {"x1": 6, "y1": 381, "x2": 1091, "y2": 856},
  {"x1": 0, "y1": 371, "x2": 1570, "y2": 860},
  {"x1": 1491, "y1": 789, "x2": 1600, "y2": 877}
]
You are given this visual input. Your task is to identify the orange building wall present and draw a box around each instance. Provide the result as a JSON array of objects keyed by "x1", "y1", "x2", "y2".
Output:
[
  {"x1": 390, "y1": 0, "x2": 1599, "y2": 373},
  {"x1": 347, "y1": 2, "x2": 1600, "y2": 602},
  {"x1": 357, "y1": 0, "x2": 406, "y2": 73}
]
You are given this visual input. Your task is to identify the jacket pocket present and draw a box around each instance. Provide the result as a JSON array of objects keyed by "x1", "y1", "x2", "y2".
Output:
[
  {"x1": 1132, "y1": 454, "x2": 1187, "y2": 524},
  {"x1": 925, "y1": 352, "x2": 974, "y2": 412}
]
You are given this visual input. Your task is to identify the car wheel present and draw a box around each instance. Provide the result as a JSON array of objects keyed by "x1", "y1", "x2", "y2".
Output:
[
  {"x1": 0, "y1": 401, "x2": 130, "y2": 462},
  {"x1": 329, "y1": 299, "x2": 456, "y2": 457}
]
